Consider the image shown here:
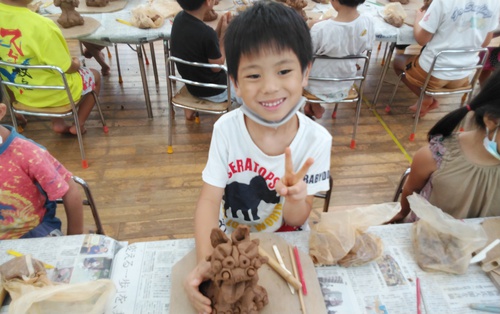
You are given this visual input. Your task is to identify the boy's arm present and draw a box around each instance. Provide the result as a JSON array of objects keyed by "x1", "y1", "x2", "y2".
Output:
[
  {"x1": 482, "y1": 32, "x2": 494, "y2": 48},
  {"x1": 413, "y1": 9, "x2": 434, "y2": 46},
  {"x1": 209, "y1": 13, "x2": 231, "y2": 72},
  {"x1": 62, "y1": 178, "x2": 84, "y2": 235},
  {"x1": 185, "y1": 182, "x2": 224, "y2": 314},
  {"x1": 389, "y1": 146, "x2": 437, "y2": 223},
  {"x1": 65, "y1": 57, "x2": 81, "y2": 74},
  {"x1": 194, "y1": 183, "x2": 224, "y2": 261}
]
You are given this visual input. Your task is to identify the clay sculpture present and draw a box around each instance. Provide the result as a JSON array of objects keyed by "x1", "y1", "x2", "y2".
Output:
[
  {"x1": 54, "y1": 0, "x2": 84, "y2": 28},
  {"x1": 86, "y1": 0, "x2": 109, "y2": 7},
  {"x1": 201, "y1": 225, "x2": 269, "y2": 313}
]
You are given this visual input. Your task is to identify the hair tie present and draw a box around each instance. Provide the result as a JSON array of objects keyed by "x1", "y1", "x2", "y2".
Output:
[{"x1": 466, "y1": 104, "x2": 472, "y2": 111}]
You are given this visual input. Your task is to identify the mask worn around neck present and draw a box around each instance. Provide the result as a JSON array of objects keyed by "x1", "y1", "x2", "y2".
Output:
[
  {"x1": 483, "y1": 125, "x2": 500, "y2": 160},
  {"x1": 239, "y1": 97, "x2": 306, "y2": 128}
]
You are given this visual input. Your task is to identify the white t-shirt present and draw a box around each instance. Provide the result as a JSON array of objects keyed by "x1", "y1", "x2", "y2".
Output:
[
  {"x1": 418, "y1": 0, "x2": 500, "y2": 80},
  {"x1": 202, "y1": 109, "x2": 332, "y2": 234},
  {"x1": 306, "y1": 14, "x2": 374, "y2": 99}
]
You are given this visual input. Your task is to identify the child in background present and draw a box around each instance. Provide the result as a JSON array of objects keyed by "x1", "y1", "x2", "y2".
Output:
[
  {"x1": 81, "y1": 42, "x2": 111, "y2": 77},
  {"x1": 303, "y1": 0, "x2": 374, "y2": 119},
  {"x1": 184, "y1": 2, "x2": 332, "y2": 312},
  {"x1": 0, "y1": 0, "x2": 101, "y2": 135},
  {"x1": 0, "y1": 88, "x2": 84, "y2": 239},
  {"x1": 393, "y1": 0, "x2": 500, "y2": 117},
  {"x1": 389, "y1": 69, "x2": 500, "y2": 223},
  {"x1": 170, "y1": 0, "x2": 233, "y2": 120}
]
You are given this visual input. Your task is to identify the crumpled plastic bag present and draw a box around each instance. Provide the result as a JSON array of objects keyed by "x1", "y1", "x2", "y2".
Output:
[
  {"x1": 409, "y1": 193, "x2": 488, "y2": 275},
  {"x1": 383, "y1": 2, "x2": 407, "y2": 28},
  {"x1": 0, "y1": 255, "x2": 116, "y2": 314},
  {"x1": 131, "y1": 5, "x2": 165, "y2": 29},
  {"x1": 309, "y1": 202, "x2": 401, "y2": 266}
]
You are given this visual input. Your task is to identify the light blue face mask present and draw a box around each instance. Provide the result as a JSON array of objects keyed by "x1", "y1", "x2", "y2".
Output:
[
  {"x1": 239, "y1": 97, "x2": 306, "y2": 128},
  {"x1": 483, "y1": 125, "x2": 500, "y2": 160}
]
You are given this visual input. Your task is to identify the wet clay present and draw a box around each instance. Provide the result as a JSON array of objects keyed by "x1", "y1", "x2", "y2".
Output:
[
  {"x1": 54, "y1": 0, "x2": 84, "y2": 28},
  {"x1": 201, "y1": 225, "x2": 269, "y2": 313}
]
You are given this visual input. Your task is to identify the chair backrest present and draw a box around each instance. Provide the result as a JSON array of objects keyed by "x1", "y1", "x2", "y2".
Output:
[
  {"x1": 166, "y1": 56, "x2": 231, "y2": 113},
  {"x1": 307, "y1": 50, "x2": 372, "y2": 103},
  {"x1": 393, "y1": 168, "x2": 411, "y2": 202},
  {"x1": 314, "y1": 175, "x2": 333, "y2": 213},
  {"x1": 423, "y1": 48, "x2": 489, "y2": 96},
  {"x1": 0, "y1": 60, "x2": 77, "y2": 116},
  {"x1": 56, "y1": 176, "x2": 105, "y2": 235}
]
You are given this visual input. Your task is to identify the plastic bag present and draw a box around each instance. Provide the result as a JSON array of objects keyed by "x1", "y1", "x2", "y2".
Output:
[
  {"x1": 309, "y1": 202, "x2": 401, "y2": 266},
  {"x1": 131, "y1": 5, "x2": 165, "y2": 29},
  {"x1": 0, "y1": 255, "x2": 116, "y2": 314},
  {"x1": 409, "y1": 193, "x2": 488, "y2": 274}
]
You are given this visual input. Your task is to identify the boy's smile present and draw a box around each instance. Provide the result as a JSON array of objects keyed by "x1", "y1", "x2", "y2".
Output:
[{"x1": 233, "y1": 48, "x2": 310, "y2": 123}]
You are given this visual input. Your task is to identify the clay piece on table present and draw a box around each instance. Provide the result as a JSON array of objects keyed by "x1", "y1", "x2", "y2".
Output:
[
  {"x1": 54, "y1": 0, "x2": 84, "y2": 28},
  {"x1": 200, "y1": 225, "x2": 269, "y2": 313},
  {"x1": 86, "y1": 0, "x2": 109, "y2": 7},
  {"x1": 389, "y1": 0, "x2": 409, "y2": 4},
  {"x1": 285, "y1": 0, "x2": 308, "y2": 21},
  {"x1": 383, "y1": 2, "x2": 407, "y2": 28},
  {"x1": 203, "y1": 9, "x2": 218, "y2": 22}
]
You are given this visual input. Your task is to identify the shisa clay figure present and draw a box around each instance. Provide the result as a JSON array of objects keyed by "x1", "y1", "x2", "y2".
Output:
[
  {"x1": 200, "y1": 225, "x2": 269, "y2": 313},
  {"x1": 86, "y1": 0, "x2": 109, "y2": 8},
  {"x1": 54, "y1": 0, "x2": 84, "y2": 28},
  {"x1": 203, "y1": 0, "x2": 219, "y2": 22}
]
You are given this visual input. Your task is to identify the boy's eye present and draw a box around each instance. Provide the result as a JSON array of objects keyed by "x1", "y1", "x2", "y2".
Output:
[
  {"x1": 246, "y1": 74, "x2": 260, "y2": 79},
  {"x1": 278, "y1": 69, "x2": 292, "y2": 75}
]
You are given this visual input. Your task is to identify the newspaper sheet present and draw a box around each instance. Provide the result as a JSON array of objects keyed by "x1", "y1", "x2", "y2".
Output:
[{"x1": 314, "y1": 224, "x2": 500, "y2": 314}]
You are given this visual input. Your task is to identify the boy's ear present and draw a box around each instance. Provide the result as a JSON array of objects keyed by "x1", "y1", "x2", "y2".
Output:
[{"x1": 301, "y1": 62, "x2": 312, "y2": 87}]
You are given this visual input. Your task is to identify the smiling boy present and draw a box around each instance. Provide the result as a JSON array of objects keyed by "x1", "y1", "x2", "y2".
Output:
[{"x1": 184, "y1": 2, "x2": 332, "y2": 312}]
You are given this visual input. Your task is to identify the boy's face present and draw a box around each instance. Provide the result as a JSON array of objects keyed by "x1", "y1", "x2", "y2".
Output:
[{"x1": 233, "y1": 49, "x2": 310, "y2": 123}]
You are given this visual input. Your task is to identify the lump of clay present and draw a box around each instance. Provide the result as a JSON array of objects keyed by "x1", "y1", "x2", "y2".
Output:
[
  {"x1": 383, "y1": 2, "x2": 407, "y2": 28},
  {"x1": 285, "y1": 0, "x2": 308, "y2": 21},
  {"x1": 54, "y1": 0, "x2": 84, "y2": 28},
  {"x1": 203, "y1": 9, "x2": 218, "y2": 22},
  {"x1": 86, "y1": 0, "x2": 109, "y2": 7},
  {"x1": 201, "y1": 225, "x2": 269, "y2": 313},
  {"x1": 389, "y1": 0, "x2": 409, "y2": 4}
]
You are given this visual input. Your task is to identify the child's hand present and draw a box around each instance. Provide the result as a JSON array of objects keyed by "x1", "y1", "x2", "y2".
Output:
[
  {"x1": 275, "y1": 147, "x2": 314, "y2": 199},
  {"x1": 184, "y1": 259, "x2": 213, "y2": 314},
  {"x1": 216, "y1": 12, "x2": 232, "y2": 39}
]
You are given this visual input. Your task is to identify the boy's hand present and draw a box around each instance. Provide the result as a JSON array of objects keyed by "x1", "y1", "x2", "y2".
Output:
[
  {"x1": 275, "y1": 147, "x2": 314, "y2": 199},
  {"x1": 184, "y1": 259, "x2": 213, "y2": 314}
]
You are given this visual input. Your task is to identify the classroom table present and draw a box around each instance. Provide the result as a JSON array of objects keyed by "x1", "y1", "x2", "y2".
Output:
[
  {"x1": 41, "y1": 0, "x2": 410, "y2": 118},
  {"x1": 0, "y1": 219, "x2": 498, "y2": 314}
]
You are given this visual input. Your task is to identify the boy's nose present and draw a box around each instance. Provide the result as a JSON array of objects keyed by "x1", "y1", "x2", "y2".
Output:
[{"x1": 261, "y1": 75, "x2": 279, "y2": 94}]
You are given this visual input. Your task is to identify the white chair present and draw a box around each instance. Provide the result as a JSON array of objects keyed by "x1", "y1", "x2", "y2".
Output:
[
  {"x1": 56, "y1": 176, "x2": 105, "y2": 235},
  {"x1": 165, "y1": 55, "x2": 232, "y2": 154},
  {"x1": 0, "y1": 60, "x2": 108, "y2": 169},
  {"x1": 387, "y1": 48, "x2": 489, "y2": 141},
  {"x1": 304, "y1": 50, "x2": 372, "y2": 149}
]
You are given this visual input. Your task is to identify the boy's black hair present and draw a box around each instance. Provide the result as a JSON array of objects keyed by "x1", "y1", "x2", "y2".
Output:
[
  {"x1": 224, "y1": 1, "x2": 313, "y2": 82},
  {"x1": 337, "y1": 0, "x2": 366, "y2": 8},
  {"x1": 176, "y1": 0, "x2": 205, "y2": 11},
  {"x1": 427, "y1": 68, "x2": 500, "y2": 141}
]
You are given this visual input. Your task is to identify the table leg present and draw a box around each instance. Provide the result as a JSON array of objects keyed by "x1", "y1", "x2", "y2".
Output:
[
  {"x1": 372, "y1": 42, "x2": 396, "y2": 107},
  {"x1": 149, "y1": 42, "x2": 160, "y2": 92},
  {"x1": 115, "y1": 44, "x2": 123, "y2": 84},
  {"x1": 136, "y1": 43, "x2": 153, "y2": 119}
]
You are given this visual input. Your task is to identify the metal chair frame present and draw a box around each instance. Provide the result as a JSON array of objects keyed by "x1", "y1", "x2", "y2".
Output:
[
  {"x1": 314, "y1": 175, "x2": 333, "y2": 213},
  {"x1": 56, "y1": 176, "x2": 105, "y2": 235},
  {"x1": 0, "y1": 60, "x2": 108, "y2": 168},
  {"x1": 305, "y1": 50, "x2": 372, "y2": 149},
  {"x1": 165, "y1": 53, "x2": 232, "y2": 154},
  {"x1": 387, "y1": 48, "x2": 489, "y2": 141}
]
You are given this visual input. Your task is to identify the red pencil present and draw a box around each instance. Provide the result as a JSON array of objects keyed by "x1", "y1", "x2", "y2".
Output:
[{"x1": 293, "y1": 246, "x2": 307, "y2": 296}]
